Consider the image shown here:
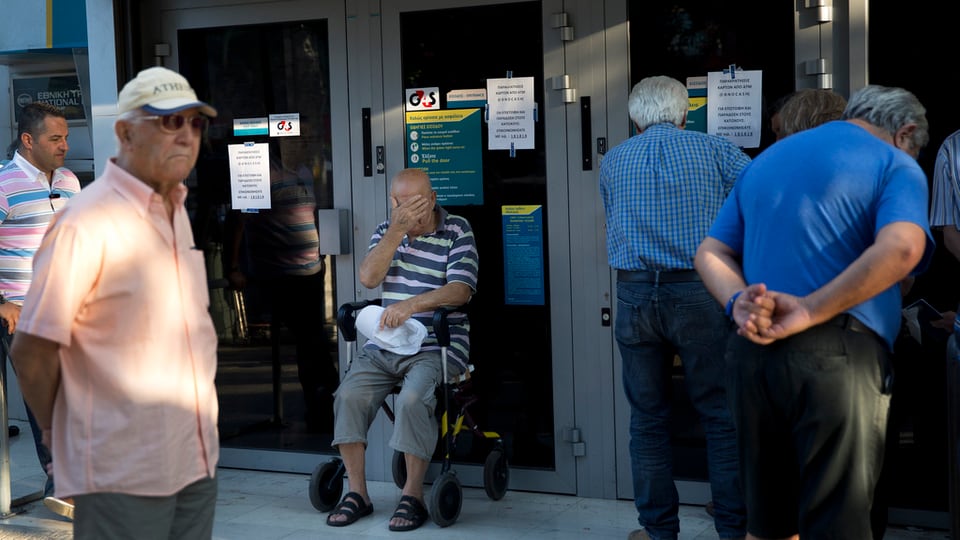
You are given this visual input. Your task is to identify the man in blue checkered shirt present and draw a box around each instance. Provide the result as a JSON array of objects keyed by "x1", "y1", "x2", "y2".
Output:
[{"x1": 600, "y1": 75, "x2": 750, "y2": 540}]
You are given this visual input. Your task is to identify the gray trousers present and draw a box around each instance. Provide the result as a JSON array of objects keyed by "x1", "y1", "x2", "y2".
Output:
[{"x1": 73, "y1": 475, "x2": 217, "y2": 540}]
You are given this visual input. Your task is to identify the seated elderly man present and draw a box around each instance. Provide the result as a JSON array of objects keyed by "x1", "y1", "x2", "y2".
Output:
[{"x1": 326, "y1": 168, "x2": 478, "y2": 532}]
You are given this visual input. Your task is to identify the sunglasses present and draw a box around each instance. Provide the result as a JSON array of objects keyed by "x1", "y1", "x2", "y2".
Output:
[{"x1": 139, "y1": 113, "x2": 210, "y2": 134}]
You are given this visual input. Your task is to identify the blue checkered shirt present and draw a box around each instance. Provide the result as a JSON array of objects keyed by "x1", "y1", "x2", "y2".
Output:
[{"x1": 599, "y1": 123, "x2": 750, "y2": 270}]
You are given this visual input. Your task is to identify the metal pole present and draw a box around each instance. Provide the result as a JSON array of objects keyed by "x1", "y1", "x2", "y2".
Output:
[
  {"x1": 1, "y1": 355, "x2": 12, "y2": 517},
  {"x1": 0, "y1": 348, "x2": 44, "y2": 518}
]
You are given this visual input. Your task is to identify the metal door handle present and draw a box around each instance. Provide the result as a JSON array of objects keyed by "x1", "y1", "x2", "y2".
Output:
[{"x1": 362, "y1": 107, "x2": 372, "y2": 177}]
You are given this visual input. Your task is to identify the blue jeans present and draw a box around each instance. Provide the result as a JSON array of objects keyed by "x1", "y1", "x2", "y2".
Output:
[
  {"x1": 615, "y1": 279, "x2": 746, "y2": 540},
  {"x1": 1, "y1": 328, "x2": 54, "y2": 496}
]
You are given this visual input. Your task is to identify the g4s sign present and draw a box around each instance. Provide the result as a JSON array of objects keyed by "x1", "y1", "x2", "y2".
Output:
[{"x1": 405, "y1": 87, "x2": 440, "y2": 111}]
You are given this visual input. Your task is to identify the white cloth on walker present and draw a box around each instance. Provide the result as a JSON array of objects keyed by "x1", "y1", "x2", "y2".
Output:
[{"x1": 355, "y1": 304, "x2": 428, "y2": 355}]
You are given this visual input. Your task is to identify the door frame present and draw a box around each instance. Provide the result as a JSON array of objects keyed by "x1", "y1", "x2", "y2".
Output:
[{"x1": 375, "y1": 0, "x2": 579, "y2": 494}]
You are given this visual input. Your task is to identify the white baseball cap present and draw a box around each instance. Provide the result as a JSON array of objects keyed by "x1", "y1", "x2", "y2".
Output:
[{"x1": 117, "y1": 66, "x2": 217, "y2": 117}]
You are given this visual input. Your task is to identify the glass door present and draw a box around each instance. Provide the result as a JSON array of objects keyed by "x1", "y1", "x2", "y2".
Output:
[
  {"x1": 372, "y1": 0, "x2": 578, "y2": 493},
  {"x1": 160, "y1": 0, "x2": 353, "y2": 472}
]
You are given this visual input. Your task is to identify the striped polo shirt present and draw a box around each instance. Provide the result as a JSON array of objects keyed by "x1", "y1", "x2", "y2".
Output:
[
  {"x1": 246, "y1": 171, "x2": 322, "y2": 277},
  {"x1": 0, "y1": 152, "x2": 81, "y2": 303},
  {"x1": 363, "y1": 206, "x2": 479, "y2": 371}
]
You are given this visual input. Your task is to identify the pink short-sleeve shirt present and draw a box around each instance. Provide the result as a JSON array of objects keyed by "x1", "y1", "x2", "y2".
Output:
[{"x1": 17, "y1": 159, "x2": 219, "y2": 498}]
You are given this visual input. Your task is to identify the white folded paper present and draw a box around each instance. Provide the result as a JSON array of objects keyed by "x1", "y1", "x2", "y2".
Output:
[{"x1": 355, "y1": 305, "x2": 428, "y2": 355}]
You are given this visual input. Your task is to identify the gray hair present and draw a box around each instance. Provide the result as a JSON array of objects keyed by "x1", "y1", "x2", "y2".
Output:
[
  {"x1": 841, "y1": 85, "x2": 929, "y2": 150},
  {"x1": 628, "y1": 76, "x2": 688, "y2": 132},
  {"x1": 778, "y1": 89, "x2": 847, "y2": 138},
  {"x1": 117, "y1": 109, "x2": 147, "y2": 122},
  {"x1": 113, "y1": 109, "x2": 147, "y2": 153}
]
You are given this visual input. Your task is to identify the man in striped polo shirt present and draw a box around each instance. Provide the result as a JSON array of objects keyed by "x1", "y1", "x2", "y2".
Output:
[
  {"x1": 0, "y1": 101, "x2": 81, "y2": 519},
  {"x1": 327, "y1": 168, "x2": 478, "y2": 532}
]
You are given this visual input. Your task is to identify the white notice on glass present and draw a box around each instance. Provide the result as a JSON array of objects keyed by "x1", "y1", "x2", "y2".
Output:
[
  {"x1": 486, "y1": 77, "x2": 535, "y2": 151},
  {"x1": 707, "y1": 69, "x2": 763, "y2": 148},
  {"x1": 228, "y1": 142, "x2": 271, "y2": 211}
]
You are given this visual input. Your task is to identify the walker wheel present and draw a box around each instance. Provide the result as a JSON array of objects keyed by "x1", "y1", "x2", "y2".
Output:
[
  {"x1": 308, "y1": 458, "x2": 344, "y2": 512},
  {"x1": 392, "y1": 450, "x2": 407, "y2": 489},
  {"x1": 483, "y1": 447, "x2": 509, "y2": 500},
  {"x1": 428, "y1": 470, "x2": 462, "y2": 527}
]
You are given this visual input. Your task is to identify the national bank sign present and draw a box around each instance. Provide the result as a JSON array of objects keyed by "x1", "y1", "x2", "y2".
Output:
[{"x1": 12, "y1": 75, "x2": 85, "y2": 122}]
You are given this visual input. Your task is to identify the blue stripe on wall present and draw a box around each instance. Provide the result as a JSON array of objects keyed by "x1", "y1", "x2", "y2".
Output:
[{"x1": 52, "y1": 0, "x2": 88, "y2": 48}]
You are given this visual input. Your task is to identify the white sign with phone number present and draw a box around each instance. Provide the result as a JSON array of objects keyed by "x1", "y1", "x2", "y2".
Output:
[
  {"x1": 706, "y1": 69, "x2": 762, "y2": 149},
  {"x1": 227, "y1": 142, "x2": 272, "y2": 211},
  {"x1": 487, "y1": 77, "x2": 535, "y2": 151}
]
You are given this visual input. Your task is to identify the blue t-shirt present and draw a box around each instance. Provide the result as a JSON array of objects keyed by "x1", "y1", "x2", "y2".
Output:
[{"x1": 708, "y1": 120, "x2": 934, "y2": 350}]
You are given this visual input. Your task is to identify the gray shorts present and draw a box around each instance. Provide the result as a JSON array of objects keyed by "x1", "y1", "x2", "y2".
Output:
[{"x1": 332, "y1": 348, "x2": 443, "y2": 461}]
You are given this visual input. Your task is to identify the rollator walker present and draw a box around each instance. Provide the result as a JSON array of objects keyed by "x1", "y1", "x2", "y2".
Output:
[{"x1": 308, "y1": 299, "x2": 509, "y2": 527}]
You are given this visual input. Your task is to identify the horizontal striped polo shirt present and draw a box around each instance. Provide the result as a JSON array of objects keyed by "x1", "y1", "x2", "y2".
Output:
[
  {"x1": 0, "y1": 153, "x2": 81, "y2": 303},
  {"x1": 363, "y1": 206, "x2": 479, "y2": 371},
  {"x1": 246, "y1": 172, "x2": 322, "y2": 277}
]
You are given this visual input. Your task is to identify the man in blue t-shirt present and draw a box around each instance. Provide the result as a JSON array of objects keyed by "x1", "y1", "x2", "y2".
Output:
[{"x1": 695, "y1": 85, "x2": 934, "y2": 540}]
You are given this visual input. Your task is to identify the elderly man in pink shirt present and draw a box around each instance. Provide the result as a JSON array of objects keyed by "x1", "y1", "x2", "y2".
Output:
[{"x1": 11, "y1": 66, "x2": 220, "y2": 540}]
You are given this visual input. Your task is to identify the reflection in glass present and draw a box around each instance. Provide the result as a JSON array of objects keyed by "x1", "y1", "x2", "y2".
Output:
[{"x1": 179, "y1": 20, "x2": 337, "y2": 452}]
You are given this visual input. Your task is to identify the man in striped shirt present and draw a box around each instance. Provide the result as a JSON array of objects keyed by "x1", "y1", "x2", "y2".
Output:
[
  {"x1": 327, "y1": 168, "x2": 477, "y2": 532},
  {"x1": 930, "y1": 129, "x2": 960, "y2": 262},
  {"x1": 928, "y1": 126, "x2": 960, "y2": 331},
  {"x1": 0, "y1": 101, "x2": 80, "y2": 519}
]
